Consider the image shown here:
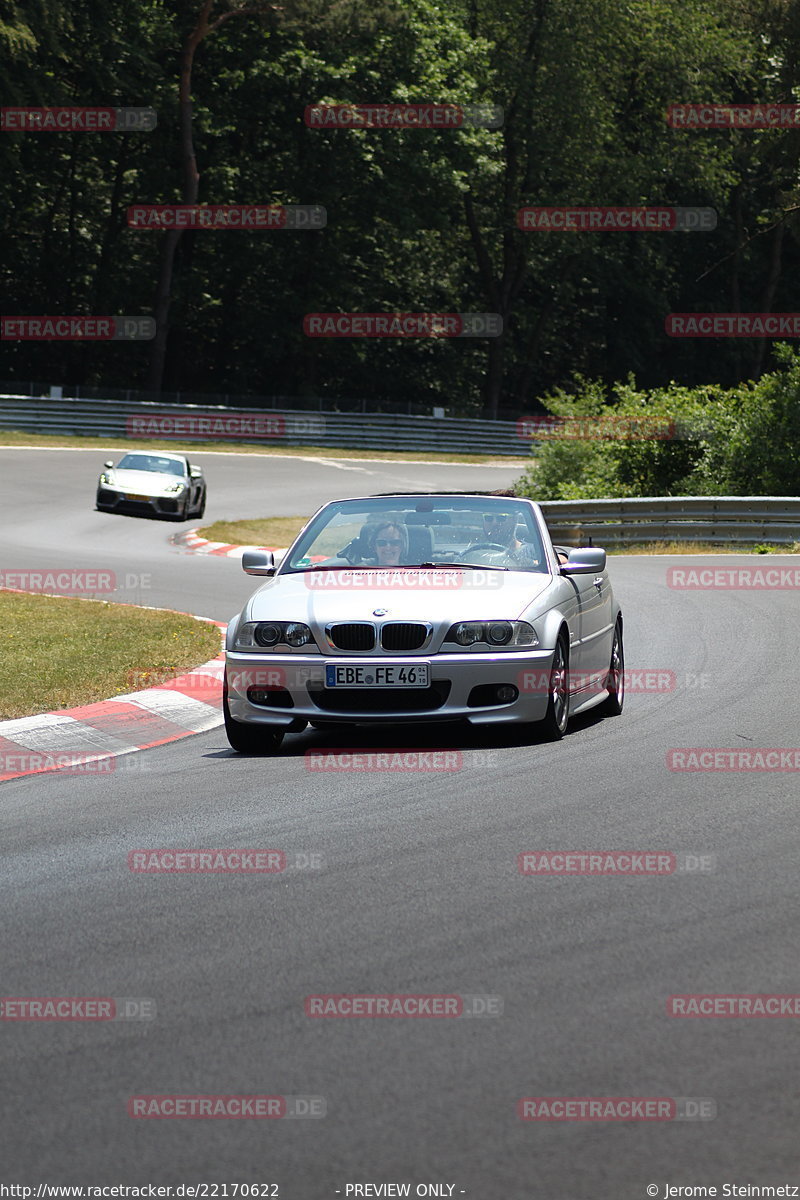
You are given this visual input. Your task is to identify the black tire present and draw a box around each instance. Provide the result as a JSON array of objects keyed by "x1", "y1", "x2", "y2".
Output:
[
  {"x1": 599, "y1": 619, "x2": 624, "y2": 716},
  {"x1": 223, "y1": 694, "x2": 284, "y2": 754},
  {"x1": 538, "y1": 635, "x2": 570, "y2": 740},
  {"x1": 193, "y1": 489, "x2": 206, "y2": 519}
]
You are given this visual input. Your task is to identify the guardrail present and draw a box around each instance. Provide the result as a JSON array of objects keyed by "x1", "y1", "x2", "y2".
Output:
[
  {"x1": 2, "y1": 395, "x2": 797, "y2": 544},
  {"x1": 540, "y1": 496, "x2": 800, "y2": 546},
  {"x1": 0, "y1": 394, "x2": 525, "y2": 456}
]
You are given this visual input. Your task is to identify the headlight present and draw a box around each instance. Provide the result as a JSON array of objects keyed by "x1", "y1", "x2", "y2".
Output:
[
  {"x1": 285, "y1": 622, "x2": 313, "y2": 647},
  {"x1": 234, "y1": 621, "x2": 317, "y2": 651},
  {"x1": 254, "y1": 623, "x2": 281, "y2": 647},
  {"x1": 165, "y1": 482, "x2": 186, "y2": 494},
  {"x1": 444, "y1": 620, "x2": 538, "y2": 649},
  {"x1": 99, "y1": 473, "x2": 111, "y2": 485},
  {"x1": 452, "y1": 622, "x2": 484, "y2": 646}
]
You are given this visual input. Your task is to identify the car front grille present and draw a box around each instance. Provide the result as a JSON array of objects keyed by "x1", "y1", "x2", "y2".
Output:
[
  {"x1": 307, "y1": 682, "x2": 451, "y2": 713},
  {"x1": 328, "y1": 623, "x2": 375, "y2": 651},
  {"x1": 380, "y1": 622, "x2": 429, "y2": 651}
]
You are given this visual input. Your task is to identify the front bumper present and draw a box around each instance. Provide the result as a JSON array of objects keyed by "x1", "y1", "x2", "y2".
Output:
[
  {"x1": 96, "y1": 487, "x2": 183, "y2": 516},
  {"x1": 225, "y1": 649, "x2": 558, "y2": 727}
]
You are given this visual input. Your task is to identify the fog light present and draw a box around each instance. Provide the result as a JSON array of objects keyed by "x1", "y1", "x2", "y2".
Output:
[{"x1": 496, "y1": 685, "x2": 518, "y2": 703}]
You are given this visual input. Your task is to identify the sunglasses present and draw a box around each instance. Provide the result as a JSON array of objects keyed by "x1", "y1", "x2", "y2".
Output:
[
  {"x1": 376, "y1": 538, "x2": 402, "y2": 548},
  {"x1": 483, "y1": 513, "x2": 511, "y2": 524}
]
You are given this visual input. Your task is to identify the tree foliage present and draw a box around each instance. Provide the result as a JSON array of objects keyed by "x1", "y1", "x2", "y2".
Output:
[{"x1": 2, "y1": 0, "x2": 799, "y2": 431}]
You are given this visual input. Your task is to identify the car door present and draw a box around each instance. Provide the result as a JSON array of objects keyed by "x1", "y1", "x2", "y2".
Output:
[{"x1": 573, "y1": 564, "x2": 614, "y2": 691}]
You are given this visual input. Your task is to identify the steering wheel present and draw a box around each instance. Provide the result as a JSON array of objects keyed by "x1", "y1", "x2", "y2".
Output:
[{"x1": 458, "y1": 542, "x2": 509, "y2": 558}]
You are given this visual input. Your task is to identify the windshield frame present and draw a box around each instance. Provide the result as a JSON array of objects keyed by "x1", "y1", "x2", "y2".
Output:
[
  {"x1": 278, "y1": 495, "x2": 548, "y2": 576},
  {"x1": 116, "y1": 453, "x2": 187, "y2": 477}
]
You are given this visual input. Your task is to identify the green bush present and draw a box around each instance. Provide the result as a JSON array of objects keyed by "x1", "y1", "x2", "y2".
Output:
[{"x1": 515, "y1": 346, "x2": 800, "y2": 500}]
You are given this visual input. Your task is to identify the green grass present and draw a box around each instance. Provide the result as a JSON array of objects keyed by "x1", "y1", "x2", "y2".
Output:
[
  {"x1": 198, "y1": 516, "x2": 309, "y2": 546},
  {"x1": 0, "y1": 428, "x2": 527, "y2": 466},
  {"x1": 0, "y1": 592, "x2": 222, "y2": 719},
  {"x1": 607, "y1": 540, "x2": 800, "y2": 555}
]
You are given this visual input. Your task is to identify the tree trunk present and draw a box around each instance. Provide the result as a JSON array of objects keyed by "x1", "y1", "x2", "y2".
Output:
[
  {"x1": 146, "y1": 1, "x2": 268, "y2": 393},
  {"x1": 753, "y1": 219, "x2": 785, "y2": 378}
]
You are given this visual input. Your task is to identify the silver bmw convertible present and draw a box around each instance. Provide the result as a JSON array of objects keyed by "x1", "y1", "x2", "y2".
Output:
[
  {"x1": 96, "y1": 451, "x2": 206, "y2": 520},
  {"x1": 224, "y1": 493, "x2": 623, "y2": 752}
]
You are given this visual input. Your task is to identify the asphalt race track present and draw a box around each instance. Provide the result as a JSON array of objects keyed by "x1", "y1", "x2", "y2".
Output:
[{"x1": 1, "y1": 448, "x2": 799, "y2": 1198}]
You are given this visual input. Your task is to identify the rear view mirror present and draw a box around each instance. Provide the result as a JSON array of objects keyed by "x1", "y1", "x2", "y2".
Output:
[
  {"x1": 242, "y1": 549, "x2": 276, "y2": 576},
  {"x1": 189, "y1": 465, "x2": 202, "y2": 479},
  {"x1": 561, "y1": 547, "x2": 607, "y2": 574},
  {"x1": 104, "y1": 460, "x2": 114, "y2": 469}
]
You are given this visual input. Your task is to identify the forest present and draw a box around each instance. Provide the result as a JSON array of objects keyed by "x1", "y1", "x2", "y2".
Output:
[{"x1": 1, "y1": 0, "x2": 799, "y2": 419}]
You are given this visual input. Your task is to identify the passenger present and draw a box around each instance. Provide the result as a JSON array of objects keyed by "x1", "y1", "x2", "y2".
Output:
[{"x1": 478, "y1": 510, "x2": 521, "y2": 549}]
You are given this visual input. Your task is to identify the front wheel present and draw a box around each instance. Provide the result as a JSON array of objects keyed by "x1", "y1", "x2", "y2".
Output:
[
  {"x1": 599, "y1": 619, "x2": 624, "y2": 716},
  {"x1": 223, "y1": 694, "x2": 284, "y2": 754},
  {"x1": 537, "y1": 636, "x2": 570, "y2": 740}
]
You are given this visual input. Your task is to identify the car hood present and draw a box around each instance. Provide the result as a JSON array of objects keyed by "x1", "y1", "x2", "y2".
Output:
[
  {"x1": 104, "y1": 469, "x2": 185, "y2": 494},
  {"x1": 245, "y1": 568, "x2": 556, "y2": 624}
]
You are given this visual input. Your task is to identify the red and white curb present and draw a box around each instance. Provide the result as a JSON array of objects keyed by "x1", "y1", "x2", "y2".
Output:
[
  {"x1": 0, "y1": 631, "x2": 227, "y2": 785},
  {"x1": 174, "y1": 528, "x2": 286, "y2": 560}
]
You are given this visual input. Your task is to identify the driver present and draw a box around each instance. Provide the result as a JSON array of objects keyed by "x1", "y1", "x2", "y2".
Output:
[{"x1": 367, "y1": 521, "x2": 409, "y2": 567}]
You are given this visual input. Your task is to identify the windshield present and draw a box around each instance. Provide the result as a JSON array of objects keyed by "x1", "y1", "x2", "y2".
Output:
[
  {"x1": 283, "y1": 497, "x2": 547, "y2": 573},
  {"x1": 117, "y1": 454, "x2": 186, "y2": 477}
]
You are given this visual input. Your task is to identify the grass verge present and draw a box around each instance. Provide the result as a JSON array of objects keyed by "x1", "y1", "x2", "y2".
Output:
[
  {"x1": 0, "y1": 592, "x2": 222, "y2": 720},
  {"x1": 0, "y1": 429, "x2": 527, "y2": 466},
  {"x1": 606, "y1": 540, "x2": 800, "y2": 555},
  {"x1": 198, "y1": 516, "x2": 307, "y2": 545}
]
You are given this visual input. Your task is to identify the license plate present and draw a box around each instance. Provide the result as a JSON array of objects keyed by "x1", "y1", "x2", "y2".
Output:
[
  {"x1": 126, "y1": 493, "x2": 150, "y2": 502},
  {"x1": 325, "y1": 662, "x2": 430, "y2": 688}
]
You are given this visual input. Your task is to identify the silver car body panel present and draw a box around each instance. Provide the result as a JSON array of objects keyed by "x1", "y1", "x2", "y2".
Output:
[{"x1": 225, "y1": 495, "x2": 621, "y2": 730}]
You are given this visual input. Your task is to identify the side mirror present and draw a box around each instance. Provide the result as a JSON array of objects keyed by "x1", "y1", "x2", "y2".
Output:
[
  {"x1": 104, "y1": 460, "x2": 114, "y2": 469},
  {"x1": 242, "y1": 549, "x2": 276, "y2": 577},
  {"x1": 189, "y1": 465, "x2": 202, "y2": 479},
  {"x1": 561, "y1": 547, "x2": 607, "y2": 575}
]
